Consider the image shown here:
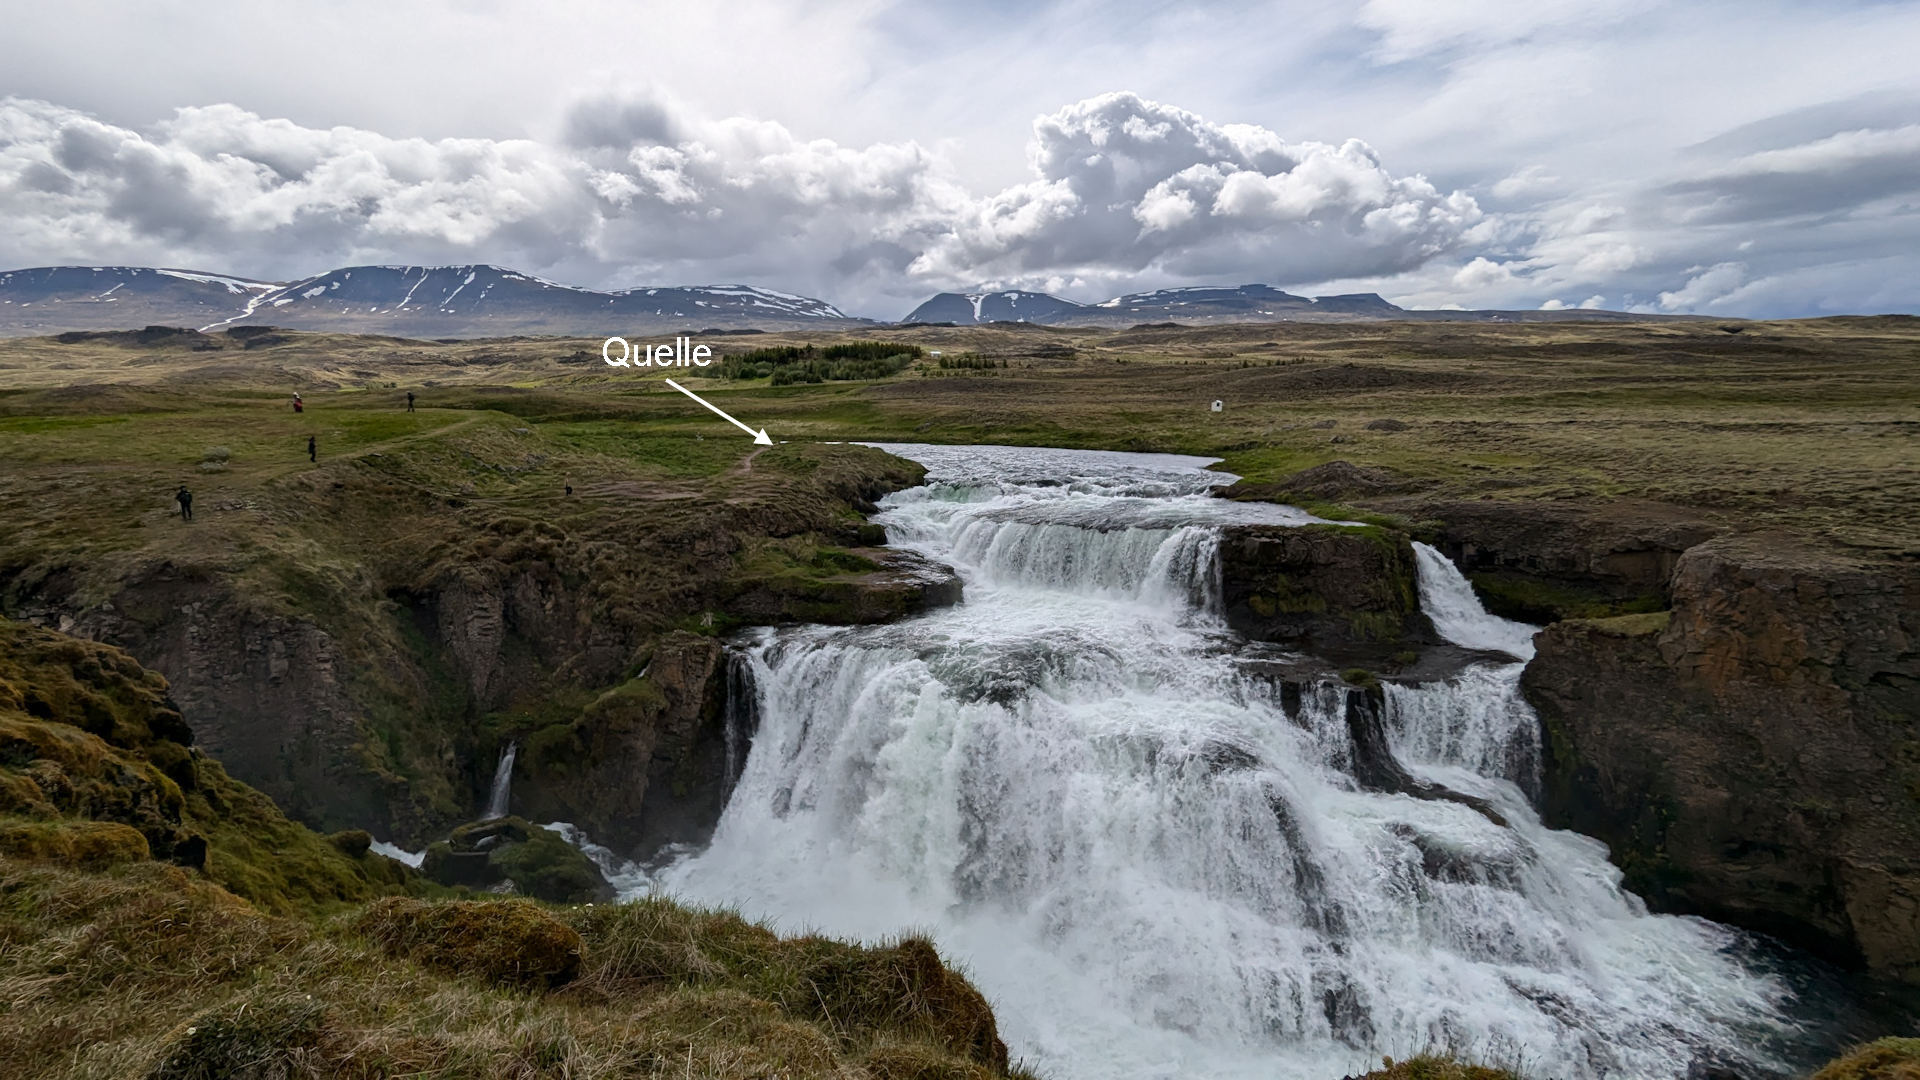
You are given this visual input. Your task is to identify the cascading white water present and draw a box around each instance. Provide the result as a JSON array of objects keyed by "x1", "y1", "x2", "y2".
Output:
[
  {"x1": 485, "y1": 740, "x2": 517, "y2": 820},
  {"x1": 1411, "y1": 543, "x2": 1540, "y2": 659},
  {"x1": 648, "y1": 444, "x2": 1793, "y2": 1079}
]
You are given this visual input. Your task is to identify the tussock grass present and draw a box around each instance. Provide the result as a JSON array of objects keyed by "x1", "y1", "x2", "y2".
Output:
[{"x1": 0, "y1": 857, "x2": 1034, "y2": 1080}]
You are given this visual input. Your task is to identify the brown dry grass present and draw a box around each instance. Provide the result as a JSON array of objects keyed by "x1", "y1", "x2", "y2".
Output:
[{"x1": 0, "y1": 856, "x2": 1034, "y2": 1080}]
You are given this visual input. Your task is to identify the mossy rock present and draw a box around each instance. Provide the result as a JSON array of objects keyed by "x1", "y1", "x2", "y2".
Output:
[
  {"x1": 423, "y1": 816, "x2": 611, "y2": 903},
  {"x1": 1467, "y1": 570, "x2": 1666, "y2": 623},
  {"x1": 1569, "y1": 610, "x2": 1672, "y2": 638},
  {"x1": 1811, "y1": 1037, "x2": 1920, "y2": 1080},
  {"x1": 355, "y1": 896, "x2": 583, "y2": 988},
  {"x1": 486, "y1": 824, "x2": 611, "y2": 903},
  {"x1": 1219, "y1": 523, "x2": 1430, "y2": 654},
  {"x1": 327, "y1": 828, "x2": 373, "y2": 857},
  {"x1": 0, "y1": 617, "x2": 421, "y2": 913}
]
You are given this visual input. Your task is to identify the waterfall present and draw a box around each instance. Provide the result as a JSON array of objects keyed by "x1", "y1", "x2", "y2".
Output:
[
  {"x1": 1412, "y1": 542, "x2": 1538, "y2": 659},
  {"x1": 484, "y1": 740, "x2": 517, "y2": 820},
  {"x1": 649, "y1": 444, "x2": 1796, "y2": 1080}
]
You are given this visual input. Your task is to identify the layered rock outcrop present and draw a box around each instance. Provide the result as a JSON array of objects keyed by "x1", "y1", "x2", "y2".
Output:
[
  {"x1": 1219, "y1": 523, "x2": 1433, "y2": 657},
  {"x1": 1524, "y1": 535, "x2": 1920, "y2": 979},
  {"x1": 509, "y1": 631, "x2": 737, "y2": 858},
  {"x1": 1411, "y1": 497, "x2": 1723, "y2": 621}
]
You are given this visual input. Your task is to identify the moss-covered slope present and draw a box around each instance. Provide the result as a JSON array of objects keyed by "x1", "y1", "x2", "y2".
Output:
[{"x1": 0, "y1": 616, "x2": 413, "y2": 913}]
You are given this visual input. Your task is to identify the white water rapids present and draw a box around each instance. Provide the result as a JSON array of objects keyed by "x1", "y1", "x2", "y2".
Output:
[{"x1": 640, "y1": 444, "x2": 1792, "y2": 1079}]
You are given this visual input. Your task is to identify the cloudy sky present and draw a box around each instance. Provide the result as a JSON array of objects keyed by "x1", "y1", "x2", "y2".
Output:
[{"x1": 3, "y1": 0, "x2": 1918, "y2": 318}]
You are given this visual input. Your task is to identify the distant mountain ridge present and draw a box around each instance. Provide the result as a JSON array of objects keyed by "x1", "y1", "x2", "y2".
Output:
[
  {"x1": 902, "y1": 284, "x2": 1402, "y2": 326},
  {"x1": 1, "y1": 263, "x2": 1708, "y2": 338},
  {"x1": 0, "y1": 264, "x2": 864, "y2": 338},
  {"x1": 902, "y1": 283, "x2": 1677, "y2": 325}
]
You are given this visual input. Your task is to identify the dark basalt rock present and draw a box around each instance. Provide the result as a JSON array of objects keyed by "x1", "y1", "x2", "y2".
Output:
[
  {"x1": 1219, "y1": 523, "x2": 1435, "y2": 660},
  {"x1": 1524, "y1": 535, "x2": 1920, "y2": 981},
  {"x1": 1341, "y1": 685, "x2": 1507, "y2": 829},
  {"x1": 422, "y1": 815, "x2": 612, "y2": 903},
  {"x1": 510, "y1": 631, "x2": 738, "y2": 861}
]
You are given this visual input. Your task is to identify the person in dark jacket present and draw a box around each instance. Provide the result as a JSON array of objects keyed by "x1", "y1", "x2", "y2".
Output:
[
  {"x1": 176, "y1": 485, "x2": 193, "y2": 520},
  {"x1": 406, "y1": 391, "x2": 415, "y2": 412},
  {"x1": 307, "y1": 435, "x2": 316, "y2": 462}
]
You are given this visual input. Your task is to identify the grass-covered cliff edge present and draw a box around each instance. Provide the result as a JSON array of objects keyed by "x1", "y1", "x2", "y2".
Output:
[{"x1": 0, "y1": 376, "x2": 954, "y2": 849}]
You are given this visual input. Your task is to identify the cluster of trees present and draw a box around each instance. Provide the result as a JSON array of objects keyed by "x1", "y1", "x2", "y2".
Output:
[{"x1": 717, "y1": 342, "x2": 923, "y2": 385}]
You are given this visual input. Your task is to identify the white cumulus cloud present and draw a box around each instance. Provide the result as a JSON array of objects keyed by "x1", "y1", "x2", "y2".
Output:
[{"x1": 0, "y1": 91, "x2": 1485, "y2": 315}]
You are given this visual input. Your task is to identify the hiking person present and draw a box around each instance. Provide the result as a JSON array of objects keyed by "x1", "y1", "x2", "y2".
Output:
[
  {"x1": 405, "y1": 391, "x2": 416, "y2": 413},
  {"x1": 292, "y1": 392, "x2": 303, "y2": 414},
  {"x1": 307, "y1": 435, "x2": 316, "y2": 463},
  {"x1": 175, "y1": 485, "x2": 192, "y2": 521}
]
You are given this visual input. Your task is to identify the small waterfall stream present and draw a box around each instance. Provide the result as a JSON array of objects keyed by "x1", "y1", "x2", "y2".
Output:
[
  {"x1": 485, "y1": 740, "x2": 517, "y2": 820},
  {"x1": 645, "y1": 444, "x2": 1798, "y2": 1079}
]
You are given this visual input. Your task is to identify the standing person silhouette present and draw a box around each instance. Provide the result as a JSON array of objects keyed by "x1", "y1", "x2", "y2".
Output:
[
  {"x1": 406, "y1": 390, "x2": 415, "y2": 413},
  {"x1": 292, "y1": 392, "x2": 303, "y2": 413},
  {"x1": 307, "y1": 435, "x2": 316, "y2": 463},
  {"x1": 175, "y1": 485, "x2": 192, "y2": 520}
]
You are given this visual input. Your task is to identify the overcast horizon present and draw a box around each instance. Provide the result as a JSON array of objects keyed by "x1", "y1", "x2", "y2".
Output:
[{"x1": 4, "y1": 0, "x2": 1919, "y2": 319}]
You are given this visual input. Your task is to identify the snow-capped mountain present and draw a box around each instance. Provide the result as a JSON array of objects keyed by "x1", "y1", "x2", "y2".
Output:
[
  {"x1": 901, "y1": 290, "x2": 1088, "y2": 325},
  {"x1": 0, "y1": 263, "x2": 863, "y2": 337},
  {"x1": 895, "y1": 283, "x2": 1674, "y2": 325},
  {"x1": 1095, "y1": 284, "x2": 1403, "y2": 319},
  {"x1": 900, "y1": 284, "x2": 1407, "y2": 326},
  {"x1": 0, "y1": 266, "x2": 278, "y2": 335}
]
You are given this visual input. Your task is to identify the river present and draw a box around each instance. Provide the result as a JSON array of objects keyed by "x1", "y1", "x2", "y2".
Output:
[{"x1": 640, "y1": 443, "x2": 1801, "y2": 1079}]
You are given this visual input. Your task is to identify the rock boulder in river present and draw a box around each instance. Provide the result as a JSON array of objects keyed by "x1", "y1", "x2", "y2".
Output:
[
  {"x1": 1219, "y1": 523, "x2": 1435, "y2": 657},
  {"x1": 1524, "y1": 534, "x2": 1920, "y2": 980}
]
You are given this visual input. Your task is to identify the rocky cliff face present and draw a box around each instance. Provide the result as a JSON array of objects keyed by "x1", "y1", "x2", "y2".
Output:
[
  {"x1": 1219, "y1": 523, "x2": 1433, "y2": 659},
  {"x1": 0, "y1": 616, "x2": 417, "y2": 911},
  {"x1": 4, "y1": 440, "x2": 948, "y2": 851},
  {"x1": 509, "y1": 631, "x2": 736, "y2": 858},
  {"x1": 1524, "y1": 535, "x2": 1920, "y2": 979},
  {"x1": 1409, "y1": 497, "x2": 1723, "y2": 621},
  {"x1": 50, "y1": 563, "x2": 428, "y2": 836}
]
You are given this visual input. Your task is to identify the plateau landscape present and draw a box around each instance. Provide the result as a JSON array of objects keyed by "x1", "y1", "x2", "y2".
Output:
[{"x1": 2, "y1": 2, "x2": 1917, "y2": 1079}]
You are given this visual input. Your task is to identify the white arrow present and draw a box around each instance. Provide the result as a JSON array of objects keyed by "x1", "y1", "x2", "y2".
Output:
[{"x1": 663, "y1": 378, "x2": 772, "y2": 445}]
